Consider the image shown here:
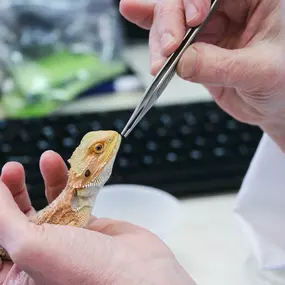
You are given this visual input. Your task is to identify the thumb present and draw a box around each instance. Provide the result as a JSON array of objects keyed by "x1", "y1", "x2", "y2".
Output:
[{"x1": 176, "y1": 42, "x2": 279, "y2": 90}]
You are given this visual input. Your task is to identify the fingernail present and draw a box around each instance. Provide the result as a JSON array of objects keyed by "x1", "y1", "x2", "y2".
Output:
[
  {"x1": 185, "y1": 3, "x2": 198, "y2": 23},
  {"x1": 180, "y1": 47, "x2": 197, "y2": 79},
  {"x1": 161, "y1": 33, "x2": 175, "y2": 51}
]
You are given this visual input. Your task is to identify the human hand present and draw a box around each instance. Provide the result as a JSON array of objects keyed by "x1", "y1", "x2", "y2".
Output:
[
  {"x1": 0, "y1": 152, "x2": 195, "y2": 285},
  {"x1": 120, "y1": 0, "x2": 285, "y2": 151},
  {"x1": 0, "y1": 150, "x2": 69, "y2": 283}
]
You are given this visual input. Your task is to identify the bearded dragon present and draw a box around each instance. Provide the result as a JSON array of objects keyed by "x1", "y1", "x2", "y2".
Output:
[{"x1": 0, "y1": 130, "x2": 122, "y2": 260}]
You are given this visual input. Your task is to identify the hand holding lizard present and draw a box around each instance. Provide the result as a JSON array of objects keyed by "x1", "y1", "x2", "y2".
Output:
[{"x1": 0, "y1": 151, "x2": 194, "y2": 285}]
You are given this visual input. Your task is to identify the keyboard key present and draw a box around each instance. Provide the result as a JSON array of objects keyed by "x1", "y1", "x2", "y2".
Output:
[
  {"x1": 160, "y1": 114, "x2": 172, "y2": 126},
  {"x1": 226, "y1": 119, "x2": 238, "y2": 130},
  {"x1": 7, "y1": 155, "x2": 32, "y2": 164},
  {"x1": 139, "y1": 119, "x2": 150, "y2": 131},
  {"x1": 204, "y1": 122, "x2": 215, "y2": 132},
  {"x1": 213, "y1": 147, "x2": 226, "y2": 157},
  {"x1": 241, "y1": 132, "x2": 251, "y2": 142},
  {"x1": 184, "y1": 112, "x2": 196, "y2": 125},
  {"x1": 207, "y1": 111, "x2": 220, "y2": 123},
  {"x1": 62, "y1": 137, "x2": 76, "y2": 148},
  {"x1": 19, "y1": 130, "x2": 31, "y2": 142},
  {"x1": 195, "y1": 136, "x2": 206, "y2": 147},
  {"x1": 238, "y1": 145, "x2": 250, "y2": 156},
  {"x1": 122, "y1": 144, "x2": 133, "y2": 154},
  {"x1": 90, "y1": 120, "x2": 101, "y2": 130},
  {"x1": 189, "y1": 150, "x2": 202, "y2": 160},
  {"x1": 179, "y1": 125, "x2": 192, "y2": 135},
  {"x1": 217, "y1": 133, "x2": 228, "y2": 144},
  {"x1": 1, "y1": 144, "x2": 11, "y2": 153},
  {"x1": 113, "y1": 119, "x2": 125, "y2": 130},
  {"x1": 170, "y1": 139, "x2": 183, "y2": 149},
  {"x1": 37, "y1": 140, "x2": 50, "y2": 151},
  {"x1": 0, "y1": 120, "x2": 7, "y2": 130},
  {"x1": 142, "y1": 155, "x2": 153, "y2": 165},
  {"x1": 66, "y1": 124, "x2": 79, "y2": 137},
  {"x1": 166, "y1": 152, "x2": 178, "y2": 162},
  {"x1": 146, "y1": 141, "x2": 158, "y2": 152},
  {"x1": 134, "y1": 129, "x2": 144, "y2": 139},
  {"x1": 118, "y1": 157, "x2": 129, "y2": 168},
  {"x1": 156, "y1": 127, "x2": 167, "y2": 137},
  {"x1": 42, "y1": 126, "x2": 54, "y2": 139}
]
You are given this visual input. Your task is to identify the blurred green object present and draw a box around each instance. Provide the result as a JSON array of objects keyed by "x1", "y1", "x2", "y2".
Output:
[{"x1": 1, "y1": 50, "x2": 126, "y2": 118}]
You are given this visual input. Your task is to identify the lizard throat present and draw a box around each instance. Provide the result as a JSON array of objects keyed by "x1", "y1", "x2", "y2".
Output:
[
  {"x1": 71, "y1": 185, "x2": 100, "y2": 212},
  {"x1": 70, "y1": 156, "x2": 116, "y2": 212}
]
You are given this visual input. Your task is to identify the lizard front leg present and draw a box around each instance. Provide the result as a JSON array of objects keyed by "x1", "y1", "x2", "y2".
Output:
[{"x1": 0, "y1": 245, "x2": 10, "y2": 260}]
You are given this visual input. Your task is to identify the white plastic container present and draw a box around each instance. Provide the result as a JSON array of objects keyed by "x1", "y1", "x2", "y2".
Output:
[{"x1": 92, "y1": 184, "x2": 182, "y2": 241}]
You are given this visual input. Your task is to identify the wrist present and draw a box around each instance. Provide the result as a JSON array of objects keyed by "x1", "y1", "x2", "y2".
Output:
[{"x1": 260, "y1": 117, "x2": 285, "y2": 152}]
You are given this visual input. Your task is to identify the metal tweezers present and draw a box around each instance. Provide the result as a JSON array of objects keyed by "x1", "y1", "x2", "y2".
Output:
[{"x1": 121, "y1": 0, "x2": 219, "y2": 138}]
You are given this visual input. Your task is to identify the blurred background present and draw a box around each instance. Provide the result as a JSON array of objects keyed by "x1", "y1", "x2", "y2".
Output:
[{"x1": 0, "y1": 0, "x2": 263, "y2": 210}]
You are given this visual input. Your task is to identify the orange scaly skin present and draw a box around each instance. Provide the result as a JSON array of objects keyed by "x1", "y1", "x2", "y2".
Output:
[{"x1": 0, "y1": 130, "x2": 122, "y2": 260}]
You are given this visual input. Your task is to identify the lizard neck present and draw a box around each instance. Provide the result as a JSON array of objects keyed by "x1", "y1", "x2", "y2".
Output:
[
  {"x1": 51, "y1": 178, "x2": 102, "y2": 212},
  {"x1": 32, "y1": 183, "x2": 102, "y2": 226},
  {"x1": 71, "y1": 185, "x2": 101, "y2": 213}
]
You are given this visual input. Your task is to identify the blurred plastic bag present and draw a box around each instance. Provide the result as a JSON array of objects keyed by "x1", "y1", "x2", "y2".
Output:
[{"x1": 0, "y1": 0, "x2": 126, "y2": 118}]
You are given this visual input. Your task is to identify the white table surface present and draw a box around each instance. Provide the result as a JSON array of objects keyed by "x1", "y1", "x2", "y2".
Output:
[{"x1": 57, "y1": 43, "x2": 280, "y2": 285}]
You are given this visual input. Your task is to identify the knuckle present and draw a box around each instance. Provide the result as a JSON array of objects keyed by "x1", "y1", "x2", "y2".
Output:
[
  {"x1": 154, "y1": 2, "x2": 169, "y2": 18},
  {"x1": 155, "y1": 1, "x2": 181, "y2": 19},
  {"x1": 215, "y1": 54, "x2": 240, "y2": 86},
  {"x1": 215, "y1": 57, "x2": 232, "y2": 84},
  {"x1": 137, "y1": 13, "x2": 154, "y2": 29}
]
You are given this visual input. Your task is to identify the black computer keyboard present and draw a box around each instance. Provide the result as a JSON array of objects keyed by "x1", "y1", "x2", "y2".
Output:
[{"x1": 0, "y1": 101, "x2": 263, "y2": 210}]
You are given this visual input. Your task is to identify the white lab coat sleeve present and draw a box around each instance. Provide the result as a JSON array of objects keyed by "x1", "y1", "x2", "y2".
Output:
[{"x1": 235, "y1": 133, "x2": 285, "y2": 270}]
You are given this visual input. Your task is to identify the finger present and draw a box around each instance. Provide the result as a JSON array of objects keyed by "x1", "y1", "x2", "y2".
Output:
[
  {"x1": 88, "y1": 217, "x2": 146, "y2": 236},
  {"x1": 154, "y1": 0, "x2": 186, "y2": 57},
  {"x1": 0, "y1": 162, "x2": 33, "y2": 215},
  {"x1": 119, "y1": 0, "x2": 155, "y2": 30},
  {"x1": 39, "y1": 150, "x2": 68, "y2": 204},
  {"x1": 176, "y1": 42, "x2": 281, "y2": 90},
  {"x1": 183, "y1": 0, "x2": 211, "y2": 26},
  {"x1": 149, "y1": 21, "x2": 167, "y2": 75},
  {"x1": 194, "y1": 11, "x2": 229, "y2": 45},
  {"x1": 0, "y1": 180, "x2": 32, "y2": 253}
]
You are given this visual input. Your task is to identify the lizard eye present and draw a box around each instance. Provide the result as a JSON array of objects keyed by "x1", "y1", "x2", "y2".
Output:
[
  {"x1": 93, "y1": 143, "x2": 104, "y2": 154},
  {"x1": 85, "y1": 169, "x2": 91, "y2": 177}
]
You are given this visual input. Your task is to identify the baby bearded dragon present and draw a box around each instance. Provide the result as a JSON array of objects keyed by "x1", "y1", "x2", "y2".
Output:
[{"x1": 0, "y1": 130, "x2": 122, "y2": 260}]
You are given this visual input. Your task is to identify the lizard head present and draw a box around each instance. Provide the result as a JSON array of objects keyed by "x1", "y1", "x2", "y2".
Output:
[{"x1": 67, "y1": 130, "x2": 121, "y2": 191}]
